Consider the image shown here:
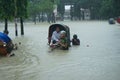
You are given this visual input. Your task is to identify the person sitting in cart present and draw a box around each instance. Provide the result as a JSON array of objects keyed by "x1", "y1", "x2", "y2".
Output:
[
  {"x1": 72, "y1": 34, "x2": 80, "y2": 45},
  {"x1": 51, "y1": 30, "x2": 68, "y2": 50},
  {"x1": 58, "y1": 30, "x2": 68, "y2": 50},
  {"x1": 51, "y1": 27, "x2": 61, "y2": 45}
]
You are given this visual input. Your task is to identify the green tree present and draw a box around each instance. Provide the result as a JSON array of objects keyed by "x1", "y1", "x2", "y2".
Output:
[
  {"x1": 28, "y1": 0, "x2": 55, "y2": 23},
  {"x1": 77, "y1": 0, "x2": 103, "y2": 20},
  {"x1": 113, "y1": 0, "x2": 120, "y2": 17},
  {"x1": 57, "y1": 0, "x2": 104, "y2": 20},
  {"x1": 0, "y1": 0, "x2": 15, "y2": 34},
  {"x1": 99, "y1": 0, "x2": 120, "y2": 19},
  {"x1": 100, "y1": 0, "x2": 114, "y2": 19},
  {"x1": 57, "y1": 0, "x2": 65, "y2": 20},
  {"x1": 16, "y1": 0, "x2": 28, "y2": 35},
  {"x1": 28, "y1": 0, "x2": 42, "y2": 23}
]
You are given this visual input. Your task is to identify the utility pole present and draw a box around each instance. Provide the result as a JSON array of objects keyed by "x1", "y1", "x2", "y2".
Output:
[{"x1": 14, "y1": 0, "x2": 18, "y2": 36}]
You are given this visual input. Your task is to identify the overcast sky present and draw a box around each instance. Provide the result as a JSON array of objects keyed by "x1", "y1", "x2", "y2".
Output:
[{"x1": 65, "y1": 5, "x2": 71, "y2": 10}]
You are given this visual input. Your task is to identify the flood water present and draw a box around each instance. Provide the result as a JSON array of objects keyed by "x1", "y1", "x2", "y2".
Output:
[{"x1": 0, "y1": 21, "x2": 120, "y2": 80}]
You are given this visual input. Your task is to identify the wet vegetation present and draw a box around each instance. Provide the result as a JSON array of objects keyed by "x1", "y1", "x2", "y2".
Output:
[
  {"x1": 0, "y1": 0, "x2": 120, "y2": 34},
  {"x1": 0, "y1": 0, "x2": 120, "y2": 22}
]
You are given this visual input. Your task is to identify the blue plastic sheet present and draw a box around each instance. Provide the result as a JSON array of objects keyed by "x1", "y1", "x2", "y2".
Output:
[{"x1": 0, "y1": 32, "x2": 11, "y2": 43}]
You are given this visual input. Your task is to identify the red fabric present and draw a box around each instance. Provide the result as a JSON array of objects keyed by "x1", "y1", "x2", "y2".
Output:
[
  {"x1": 0, "y1": 48, "x2": 7, "y2": 56},
  {"x1": 117, "y1": 18, "x2": 120, "y2": 23}
]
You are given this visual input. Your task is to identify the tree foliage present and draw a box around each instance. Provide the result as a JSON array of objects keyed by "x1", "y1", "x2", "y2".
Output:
[
  {"x1": 28, "y1": 0, "x2": 54, "y2": 17},
  {"x1": 57, "y1": 0, "x2": 120, "y2": 20},
  {"x1": 0, "y1": 0, "x2": 28, "y2": 20},
  {"x1": 113, "y1": 0, "x2": 120, "y2": 17},
  {"x1": 16, "y1": 0, "x2": 28, "y2": 18},
  {"x1": 100, "y1": 0, "x2": 114, "y2": 19},
  {"x1": 0, "y1": 0, "x2": 28, "y2": 34},
  {"x1": 0, "y1": 0, "x2": 15, "y2": 20}
]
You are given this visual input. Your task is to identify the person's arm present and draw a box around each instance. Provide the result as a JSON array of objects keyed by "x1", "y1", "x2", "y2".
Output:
[
  {"x1": 59, "y1": 42, "x2": 64, "y2": 47},
  {"x1": 59, "y1": 39, "x2": 68, "y2": 48},
  {"x1": 77, "y1": 39, "x2": 80, "y2": 45}
]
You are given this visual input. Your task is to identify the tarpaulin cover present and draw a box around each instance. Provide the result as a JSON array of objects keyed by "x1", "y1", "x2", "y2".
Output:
[{"x1": 0, "y1": 32, "x2": 11, "y2": 43}]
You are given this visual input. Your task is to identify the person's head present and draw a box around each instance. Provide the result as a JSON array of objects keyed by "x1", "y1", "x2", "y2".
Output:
[
  {"x1": 3, "y1": 30, "x2": 9, "y2": 35},
  {"x1": 73, "y1": 34, "x2": 77, "y2": 39},
  {"x1": 56, "y1": 27, "x2": 60, "y2": 33},
  {"x1": 60, "y1": 30, "x2": 66, "y2": 38}
]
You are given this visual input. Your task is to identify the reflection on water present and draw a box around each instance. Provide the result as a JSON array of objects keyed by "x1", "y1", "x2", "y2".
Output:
[{"x1": 0, "y1": 21, "x2": 120, "y2": 80}]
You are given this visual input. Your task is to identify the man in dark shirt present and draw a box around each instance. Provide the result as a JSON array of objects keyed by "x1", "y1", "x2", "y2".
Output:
[{"x1": 72, "y1": 34, "x2": 80, "y2": 45}]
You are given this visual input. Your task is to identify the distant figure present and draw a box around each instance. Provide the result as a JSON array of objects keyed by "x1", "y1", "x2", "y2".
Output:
[
  {"x1": 51, "y1": 27, "x2": 60, "y2": 45},
  {"x1": 51, "y1": 12, "x2": 56, "y2": 23},
  {"x1": 72, "y1": 34, "x2": 80, "y2": 45}
]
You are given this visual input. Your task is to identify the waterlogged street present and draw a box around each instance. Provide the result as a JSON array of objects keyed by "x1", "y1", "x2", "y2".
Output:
[{"x1": 0, "y1": 21, "x2": 120, "y2": 80}]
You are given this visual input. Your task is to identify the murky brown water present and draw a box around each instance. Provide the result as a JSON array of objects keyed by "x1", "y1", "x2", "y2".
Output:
[{"x1": 0, "y1": 21, "x2": 120, "y2": 80}]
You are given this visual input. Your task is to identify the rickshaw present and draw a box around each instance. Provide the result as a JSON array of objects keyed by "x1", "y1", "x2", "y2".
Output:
[
  {"x1": 48, "y1": 24, "x2": 71, "y2": 48},
  {"x1": 0, "y1": 32, "x2": 14, "y2": 56}
]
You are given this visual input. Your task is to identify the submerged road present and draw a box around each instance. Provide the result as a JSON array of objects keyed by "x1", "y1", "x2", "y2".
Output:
[{"x1": 0, "y1": 21, "x2": 120, "y2": 80}]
